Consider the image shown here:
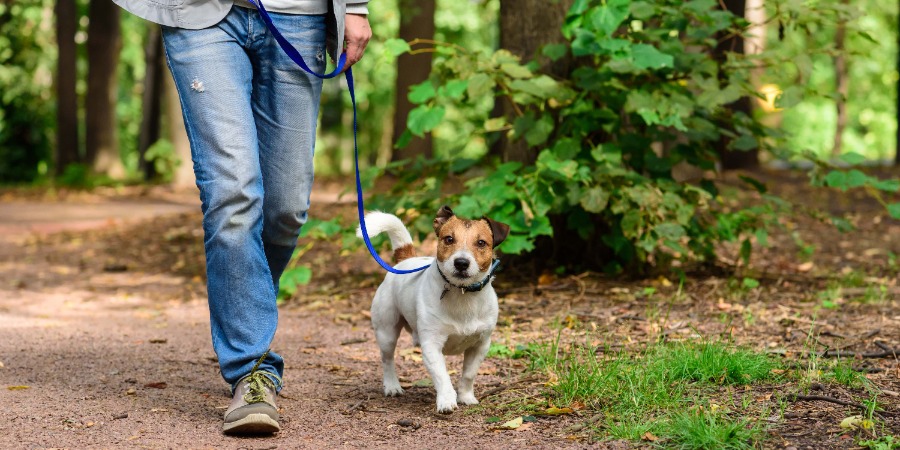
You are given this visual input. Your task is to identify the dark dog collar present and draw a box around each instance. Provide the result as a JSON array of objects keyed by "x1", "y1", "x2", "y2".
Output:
[{"x1": 437, "y1": 259, "x2": 501, "y2": 298}]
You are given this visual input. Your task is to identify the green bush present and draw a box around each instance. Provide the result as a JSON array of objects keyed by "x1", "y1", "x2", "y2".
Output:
[
  {"x1": 372, "y1": 0, "x2": 809, "y2": 272},
  {"x1": 0, "y1": 0, "x2": 55, "y2": 183},
  {"x1": 366, "y1": 0, "x2": 900, "y2": 273}
]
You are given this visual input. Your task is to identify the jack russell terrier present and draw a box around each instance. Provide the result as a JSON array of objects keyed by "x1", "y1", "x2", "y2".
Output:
[{"x1": 358, "y1": 206, "x2": 510, "y2": 413}]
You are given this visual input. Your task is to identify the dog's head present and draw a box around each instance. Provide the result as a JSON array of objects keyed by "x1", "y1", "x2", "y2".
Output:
[{"x1": 432, "y1": 205, "x2": 510, "y2": 284}]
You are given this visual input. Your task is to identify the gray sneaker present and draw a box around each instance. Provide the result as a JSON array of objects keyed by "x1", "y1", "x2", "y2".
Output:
[{"x1": 222, "y1": 370, "x2": 282, "y2": 435}]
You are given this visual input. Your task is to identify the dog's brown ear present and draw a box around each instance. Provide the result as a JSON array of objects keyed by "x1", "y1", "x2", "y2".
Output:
[
  {"x1": 483, "y1": 217, "x2": 511, "y2": 248},
  {"x1": 433, "y1": 205, "x2": 455, "y2": 235}
]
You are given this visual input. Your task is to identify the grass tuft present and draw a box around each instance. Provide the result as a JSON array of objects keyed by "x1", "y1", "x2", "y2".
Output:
[
  {"x1": 522, "y1": 336, "x2": 776, "y2": 447},
  {"x1": 666, "y1": 409, "x2": 761, "y2": 450},
  {"x1": 655, "y1": 341, "x2": 778, "y2": 385}
]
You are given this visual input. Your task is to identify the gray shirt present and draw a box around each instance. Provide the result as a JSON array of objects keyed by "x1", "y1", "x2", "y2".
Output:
[{"x1": 111, "y1": 0, "x2": 370, "y2": 59}]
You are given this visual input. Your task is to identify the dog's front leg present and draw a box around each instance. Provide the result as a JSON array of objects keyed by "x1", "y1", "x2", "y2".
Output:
[
  {"x1": 457, "y1": 337, "x2": 490, "y2": 405},
  {"x1": 420, "y1": 337, "x2": 457, "y2": 413}
]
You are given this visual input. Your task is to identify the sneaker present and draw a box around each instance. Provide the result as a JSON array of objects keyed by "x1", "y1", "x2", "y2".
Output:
[{"x1": 222, "y1": 370, "x2": 282, "y2": 435}]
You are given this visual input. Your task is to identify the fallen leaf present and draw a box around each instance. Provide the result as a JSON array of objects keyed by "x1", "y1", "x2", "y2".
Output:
[
  {"x1": 0, "y1": 360, "x2": 4, "y2": 368},
  {"x1": 797, "y1": 262, "x2": 814, "y2": 272},
  {"x1": 412, "y1": 379, "x2": 433, "y2": 387},
  {"x1": 840, "y1": 415, "x2": 873, "y2": 430},
  {"x1": 541, "y1": 407, "x2": 574, "y2": 416},
  {"x1": 126, "y1": 388, "x2": 136, "y2": 395},
  {"x1": 515, "y1": 423, "x2": 533, "y2": 432},
  {"x1": 144, "y1": 382, "x2": 167, "y2": 389},
  {"x1": 642, "y1": 432, "x2": 659, "y2": 442},
  {"x1": 149, "y1": 339, "x2": 167, "y2": 344},
  {"x1": 85, "y1": 422, "x2": 95, "y2": 427},
  {"x1": 150, "y1": 408, "x2": 169, "y2": 412},
  {"x1": 477, "y1": 366, "x2": 498, "y2": 375},
  {"x1": 399, "y1": 348, "x2": 422, "y2": 362},
  {"x1": 496, "y1": 417, "x2": 523, "y2": 430},
  {"x1": 7, "y1": 385, "x2": 29, "y2": 390},
  {"x1": 538, "y1": 273, "x2": 555, "y2": 286},
  {"x1": 545, "y1": 370, "x2": 559, "y2": 387}
]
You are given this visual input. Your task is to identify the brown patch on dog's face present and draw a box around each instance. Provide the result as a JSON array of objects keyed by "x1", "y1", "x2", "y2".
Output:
[{"x1": 435, "y1": 217, "x2": 496, "y2": 272}]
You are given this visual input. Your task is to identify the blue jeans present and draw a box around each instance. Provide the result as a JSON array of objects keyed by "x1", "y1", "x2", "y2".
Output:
[{"x1": 161, "y1": 6, "x2": 326, "y2": 390}]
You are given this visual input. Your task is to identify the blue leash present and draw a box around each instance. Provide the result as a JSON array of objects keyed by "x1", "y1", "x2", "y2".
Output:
[{"x1": 250, "y1": 0, "x2": 429, "y2": 274}]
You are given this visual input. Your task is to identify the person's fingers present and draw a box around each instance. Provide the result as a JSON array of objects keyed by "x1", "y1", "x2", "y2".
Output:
[
  {"x1": 343, "y1": 14, "x2": 371, "y2": 71},
  {"x1": 346, "y1": 41, "x2": 364, "y2": 66},
  {"x1": 345, "y1": 36, "x2": 368, "y2": 67}
]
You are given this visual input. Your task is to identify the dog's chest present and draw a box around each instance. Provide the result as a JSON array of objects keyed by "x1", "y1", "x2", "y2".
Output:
[{"x1": 441, "y1": 325, "x2": 491, "y2": 355}]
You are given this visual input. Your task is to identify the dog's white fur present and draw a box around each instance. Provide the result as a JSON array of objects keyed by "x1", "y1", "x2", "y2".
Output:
[{"x1": 358, "y1": 209, "x2": 507, "y2": 413}]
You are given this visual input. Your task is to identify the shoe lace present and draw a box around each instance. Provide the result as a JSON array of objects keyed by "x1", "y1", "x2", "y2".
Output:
[{"x1": 242, "y1": 350, "x2": 283, "y2": 404}]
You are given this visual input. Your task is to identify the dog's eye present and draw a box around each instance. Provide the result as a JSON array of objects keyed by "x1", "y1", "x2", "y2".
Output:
[
  {"x1": 443, "y1": 236, "x2": 454, "y2": 245},
  {"x1": 476, "y1": 239, "x2": 487, "y2": 248}
]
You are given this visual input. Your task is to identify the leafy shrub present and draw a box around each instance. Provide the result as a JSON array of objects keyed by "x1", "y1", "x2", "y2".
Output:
[
  {"x1": 369, "y1": 0, "x2": 900, "y2": 273},
  {"x1": 371, "y1": 0, "x2": 815, "y2": 272},
  {"x1": 0, "y1": 0, "x2": 55, "y2": 183}
]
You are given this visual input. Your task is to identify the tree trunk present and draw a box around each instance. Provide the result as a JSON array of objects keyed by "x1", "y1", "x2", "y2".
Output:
[
  {"x1": 138, "y1": 25, "x2": 163, "y2": 180},
  {"x1": 495, "y1": 0, "x2": 575, "y2": 276},
  {"x1": 55, "y1": 0, "x2": 80, "y2": 175},
  {"x1": 391, "y1": 0, "x2": 435, "y2": 162},
  {"x1": 163, "y1": 65, "x2": 195, "y2": 188},
  {"x1": 497, "y1": 0, "x2": 573, "y2": 164},
  {"x1": 715, "y1": 0, "x2": 759, "y2": 171},
  {"x1": 832, "y1": 0, "x2": 849, "y2": 159},
  {"x1": 85, "y1": 0, "x2": 124, "y2": 177},
  {"x1": 744, "y1": 0, "x2": 766, "y2": 77}
]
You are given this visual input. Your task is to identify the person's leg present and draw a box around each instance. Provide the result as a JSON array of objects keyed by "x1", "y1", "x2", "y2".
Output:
[
  {"x1": 249, "y1": 13, "x2": 327, "y2": 290},
  {"x1": 161, "y1": 7, "x2": 284, "y2": 389}
]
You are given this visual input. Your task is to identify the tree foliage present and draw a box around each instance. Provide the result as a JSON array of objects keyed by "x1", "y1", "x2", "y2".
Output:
[{"x1": 0, "y1": 0, "x2": 55, "y2": 182}]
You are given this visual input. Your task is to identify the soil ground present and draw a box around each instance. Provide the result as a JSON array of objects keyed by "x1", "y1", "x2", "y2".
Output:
[{"x1": 1, "y1": 174, "x2": 899, "y2": 449}]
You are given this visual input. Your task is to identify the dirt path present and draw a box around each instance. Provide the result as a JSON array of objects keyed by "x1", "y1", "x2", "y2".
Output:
[
  {"x1": 0, "y1": 191, "x2": 586, "y2": 449},
  {"x1": 3, "y1": 183, "x2": 900, "y2": 449}
]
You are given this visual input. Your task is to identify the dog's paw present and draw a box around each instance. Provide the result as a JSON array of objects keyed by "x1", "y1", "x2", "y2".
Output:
[
  {"x1": 383, "y1": 384, "x2": 405, "y2": 397},
  {"x1": 435, "y1": 395, "x2": 458, "y2": 413},
  {"x1": 457, "y1": 392, "x2": 479, "y2": 406}
]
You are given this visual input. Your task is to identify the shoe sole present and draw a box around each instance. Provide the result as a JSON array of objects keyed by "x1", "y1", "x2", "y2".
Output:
[{"x1": 223, "y1": 413, "x2": 281, "y2": 435}]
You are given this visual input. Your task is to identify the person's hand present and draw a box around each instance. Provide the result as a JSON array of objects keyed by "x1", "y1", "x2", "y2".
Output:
[{"x1": 344, "y1": 13, "x2": 371, "y2": 71}]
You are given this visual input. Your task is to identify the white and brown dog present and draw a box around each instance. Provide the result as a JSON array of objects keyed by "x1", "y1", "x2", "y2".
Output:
[{"x1": 358, "y1": 206, "x2": 510, "y2": 413}]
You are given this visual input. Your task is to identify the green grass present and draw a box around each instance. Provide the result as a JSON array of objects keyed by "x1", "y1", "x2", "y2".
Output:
[
  {"x1": 667, "y1": 409, "x2": 762, "y2": 450},
  {"x1": 859, "y1": 435, "x2": 900, "y2": 450},
  {"x1": 817, "y1": 270, "x2": 890, "y2": 308},
  {"x1": 521, "y1": 336, "x2": 780, "y2": 448},
  {"x1": 825, "y1": 360, "x2": 870, "y2": 389},
  {"x1": 657, "y1": 342, "x2": 777, "y2": 385}
]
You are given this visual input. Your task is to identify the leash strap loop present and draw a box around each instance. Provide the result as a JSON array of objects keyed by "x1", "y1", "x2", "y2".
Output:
[{"x1": 249, "y1": 0, "x2": 429, "y2": 274}]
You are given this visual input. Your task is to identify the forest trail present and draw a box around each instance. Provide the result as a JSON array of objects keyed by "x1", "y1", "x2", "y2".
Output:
[{"x1": 0, "y1": 189, "x2": 584, "y2": 449}]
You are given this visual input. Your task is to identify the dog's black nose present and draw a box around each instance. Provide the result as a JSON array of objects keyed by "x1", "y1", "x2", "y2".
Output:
[{"x1": 453, "y1": 258, "x2": 470, "y2": 271}]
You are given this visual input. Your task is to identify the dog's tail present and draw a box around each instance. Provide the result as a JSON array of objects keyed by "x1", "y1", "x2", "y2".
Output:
[{"x1": 356, "y1": 211, "x2": 417, "y2": 263}]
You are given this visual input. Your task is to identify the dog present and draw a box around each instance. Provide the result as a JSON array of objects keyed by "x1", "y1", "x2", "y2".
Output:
[{"x1": 357, "y1": 206, "x2": 510, "y2": 413}]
